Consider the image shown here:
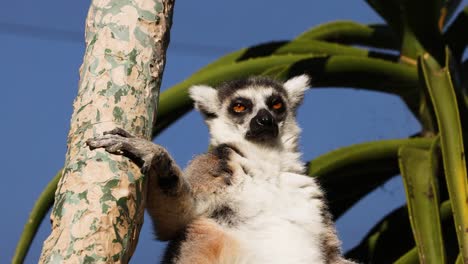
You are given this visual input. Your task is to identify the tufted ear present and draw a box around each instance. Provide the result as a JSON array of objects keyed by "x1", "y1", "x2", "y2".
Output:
[
  {"x1": 189, "y1": 85, "x2": 220, "y2": 118},
  {"x1": 283, "y1": 74, "x2": 310, "y2": 109}
]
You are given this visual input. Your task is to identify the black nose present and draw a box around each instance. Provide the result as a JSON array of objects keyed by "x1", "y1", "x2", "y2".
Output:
[
  {"x1": 246, "y1": 109, "x2": 278, "y2": 142},
  {"x1": 255, "y1": 109, "x2": 274, "y2": 127}
]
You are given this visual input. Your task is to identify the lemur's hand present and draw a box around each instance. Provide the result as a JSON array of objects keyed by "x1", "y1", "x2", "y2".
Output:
[
  {"x1": 86, "y1": 128, "x2": 173, "y2": 175},
  {"x1": 209, "y1": 144, "x2": 247, "y2": 184}
]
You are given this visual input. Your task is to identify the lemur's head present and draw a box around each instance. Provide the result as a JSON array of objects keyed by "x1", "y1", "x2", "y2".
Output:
[{"x1": 189, "y1": 75, "x2": 309, "y2": 150}]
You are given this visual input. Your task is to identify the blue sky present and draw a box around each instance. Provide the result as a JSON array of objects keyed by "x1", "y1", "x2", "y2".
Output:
[{"x1": 2, "y1": 0, "x2": 461, "y2": 262}]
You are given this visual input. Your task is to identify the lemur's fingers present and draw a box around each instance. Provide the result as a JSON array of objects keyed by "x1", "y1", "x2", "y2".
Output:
[
  {"x1": 105, "y1": 142, "x2": 127, "y2": 154},
  {"x1": 216, "y1": 146, "x2": 255, "y2": 177},
  {"x1": 87, "y1": 133, "x2": 174, "y2": 172},
  {"x1": 210, "y1": 144, "x2": 250, "y2": 181},
  {"x1": 103, "y1": 127, "x2": 135, "y2": 138},
  {"x1": 86, "y1": 134, "x2": 126, "y2": 150}
]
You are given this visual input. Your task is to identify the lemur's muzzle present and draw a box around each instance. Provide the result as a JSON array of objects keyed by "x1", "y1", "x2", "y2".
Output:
[{"x1": 246, "y1": 109, "x2": 278, "y2": 141}]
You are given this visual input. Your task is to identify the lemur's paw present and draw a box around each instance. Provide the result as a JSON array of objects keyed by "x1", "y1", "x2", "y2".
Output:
[
  {"x1": 87, "y1": 128, "x2": 168, "y2": 172},
  {"x1": 210, "y1": 144, "x2": 247, "y2": 183}
]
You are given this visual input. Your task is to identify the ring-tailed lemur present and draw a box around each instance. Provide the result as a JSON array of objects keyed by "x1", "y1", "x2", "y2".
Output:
[{"x1": 87, "y1": 75, "x2": 355, "y2": 264}]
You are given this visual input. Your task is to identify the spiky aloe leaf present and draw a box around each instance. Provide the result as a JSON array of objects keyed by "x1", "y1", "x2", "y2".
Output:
[
  {"x1": 366, "y1": 0, "x2": 444, "y2": 64},
  {"x1": 394, "y1": 201, "x2": 459, "y2": 263},
  {"x1": 153, "y1": 55, "x2": 417, "y2": 135},
  {"x1": 201, "y1": 21, "x2": 399, "y2": 74},
  {"x1": 402, "y1": 0, "x2": 444, "y2": 64},
  {"x1": 349, "y1": 200, "x2": 456, "y2": 263},
  {"x1": 295, "y1": 21, "x2": 398, "y2": 50},
  {"x1": 420, "y1": 49, "x2": 468, "y2": 261},
  {"x1": 199, "y1": 39, "x2": 396, "y2": 76},
  {"x1": 394, "y1": 248, "x2": 419, "y2": 264},
  {"x1": 399, "y1": 138, "x2": 446, "y2": 264},
  {"x1": 154, "y1": 54, "x2": 319, "y2": 134},
  {"x1": 308, "y1": 138, "x2": 432, "y2": 218}
]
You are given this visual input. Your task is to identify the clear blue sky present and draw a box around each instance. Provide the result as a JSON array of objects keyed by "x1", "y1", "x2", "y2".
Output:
[{"x1": 2, "y1": 0, "x2": 463, "y2": 262}]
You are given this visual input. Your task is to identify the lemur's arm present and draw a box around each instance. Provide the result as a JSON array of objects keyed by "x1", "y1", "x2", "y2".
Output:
[{"x1": 86, "y1": 128, "x2": 195, "y2": 240}]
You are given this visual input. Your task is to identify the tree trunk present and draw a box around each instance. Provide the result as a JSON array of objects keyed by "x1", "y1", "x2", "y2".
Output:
[{"x1": 39, "y1": 0, "x2": 174, "y2": 262}]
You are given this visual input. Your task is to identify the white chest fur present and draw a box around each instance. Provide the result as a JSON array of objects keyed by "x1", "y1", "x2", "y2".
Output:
[{"x1": 223, "y1": 145, "x2": 327, "y2": 264}]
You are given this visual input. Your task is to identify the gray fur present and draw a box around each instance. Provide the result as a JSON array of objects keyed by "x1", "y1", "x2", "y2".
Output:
[{"x1": 86, "y1": 75, "x2": 355, "y2": 264}]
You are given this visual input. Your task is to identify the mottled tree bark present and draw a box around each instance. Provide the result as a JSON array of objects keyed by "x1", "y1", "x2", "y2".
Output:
[{"x1": 39, "y1": 0, "x2": 174, "y2": 262}]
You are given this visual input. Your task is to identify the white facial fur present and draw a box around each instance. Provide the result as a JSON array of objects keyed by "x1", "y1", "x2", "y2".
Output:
[
  {"x1": 283, "y1": 74, "x2": 310, "y2": 108},
  {"x1": 189, "y1": 75, "x2": 310, "y2": 152}
]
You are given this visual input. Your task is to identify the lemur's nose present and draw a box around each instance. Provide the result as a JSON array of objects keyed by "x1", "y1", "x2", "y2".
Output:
[{"x1": 255, "y1": 109, "x2": 274, "y2": 127}]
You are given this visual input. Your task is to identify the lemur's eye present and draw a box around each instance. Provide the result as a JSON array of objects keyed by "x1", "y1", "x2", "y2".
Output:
[
  {"x1": 268, "y1": 96, "x2": 285, "y2": 113},
  {"x1": 229, "y1": 98, "x2": 252, "y2": 116},
  {"x1": 272, "y1": 102, "x2": 283, "y2": 110},
  {"x1": 232, "y1": 103, "x2": 246, "y2": 113}
]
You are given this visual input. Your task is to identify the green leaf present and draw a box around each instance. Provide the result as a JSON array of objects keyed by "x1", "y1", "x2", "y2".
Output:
[
  {"x1": 154, "y1": 54, "x2": 319, "y2": 135},
  {"x1": 401, "y1": 0, "x2": 444, "y2": 64},
  {"x1": 420, "y1": 49, "x2": 468, "y2": 261},
  {"x1": 201, "y1": 21, "x2": 399, "y2": 75},
  {"x1": 349, "y1": 200, "x2": 455, "y2": 263},
  {"x1": 199, "y1": 38, "x2": 395, "y2": 75},
  {"x1": 372, "y1": 0, "x2": 444, "y2": 65},
  {"x1": 295, "y1": 21, "x2": 398, "y2": 50},
  {"x1": 394, "y1": 248, "x2": 419, "y2": 264},
  {"x1": 308, "y1": 138, "x2": 433, "y2": 218},
  {"x1": 13, "y1": 171, "x2": 62, "y2": 264},
  {"x1": 153, "y1": 55, "x2": 418, "y2": 136},
  {"x1": 366, "y1": 0, "x2": 444, "y2": 64},
  {"x1": 393, "y1": 201, "x2": 459, "y2": 263},
  {"x1": 398, "y1": 138, "x2": 446, "y2": 264}
]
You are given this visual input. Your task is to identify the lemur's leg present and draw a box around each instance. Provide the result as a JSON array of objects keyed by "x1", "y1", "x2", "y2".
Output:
[
  {"x1": 86, "y1": 128, "x2": 194, "y2": 240},
  {"x1": 163, "y1": 218, "x2": 241, "y2": 264}
]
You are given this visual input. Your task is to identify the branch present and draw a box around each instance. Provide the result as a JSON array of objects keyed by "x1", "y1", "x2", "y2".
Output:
[{"x1": 39, "y1": 0, "x2": 174, "y2": 262}]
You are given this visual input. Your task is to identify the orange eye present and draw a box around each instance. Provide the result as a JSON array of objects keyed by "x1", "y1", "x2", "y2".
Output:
[
  {"x1": 233, "y1": 103, "x2": 246, "y2": 113},
  {"x1": 272, "y1": 102, "x2": 283, "y2": 110}
]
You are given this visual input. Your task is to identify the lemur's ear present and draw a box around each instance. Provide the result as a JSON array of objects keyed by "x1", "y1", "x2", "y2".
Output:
[
  {"x1": 283, "y1": 74, "x2": 310, "y2": 109},
  {"x1": 189, "y1": 85, "x2": 220, "y2": 118}
]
